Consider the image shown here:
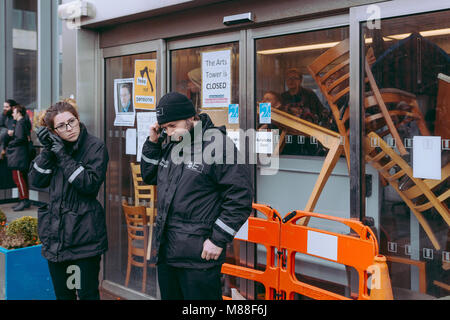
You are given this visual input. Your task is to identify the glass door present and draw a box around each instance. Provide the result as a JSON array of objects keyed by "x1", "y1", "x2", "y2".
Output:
[
  {"x1": 353, "y1": 1, "x2": 450, "y2": 299},
  {"x1": 103, "y1": 40, "x2": 164, "y2": 298},
  {"x1": 168, "y1": 33, "x2": 251, "y2": 298},
  {"x1": 249, "y1": 15, "x2": 364, "y2": 299}
]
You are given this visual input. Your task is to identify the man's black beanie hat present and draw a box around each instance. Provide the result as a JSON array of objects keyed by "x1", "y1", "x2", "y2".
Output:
[{"x1": 156, "y1": 92, "x2": 196, "y2": 125}]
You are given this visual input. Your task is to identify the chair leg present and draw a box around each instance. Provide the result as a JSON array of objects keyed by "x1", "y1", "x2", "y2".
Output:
[
  {"x1": 142, "y1": 260, "x2": 147, "y2": 293},
  {"x1": 125, "y1": 255, "x2": 131, "y2": 287}
]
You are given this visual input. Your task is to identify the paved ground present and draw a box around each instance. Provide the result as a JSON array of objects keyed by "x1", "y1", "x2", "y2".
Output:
[{"x1": 0, "y1": 201, "x2": 38, "y2": 223}]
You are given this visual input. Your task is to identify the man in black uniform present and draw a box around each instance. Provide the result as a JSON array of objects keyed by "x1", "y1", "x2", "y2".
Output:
[{"x1": 140, "y1": 92, "x2": 252, "y2": 300}]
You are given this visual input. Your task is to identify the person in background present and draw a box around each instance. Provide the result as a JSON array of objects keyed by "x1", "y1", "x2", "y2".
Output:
[
  {"x1": 29, "y1": 101, "x2": 109, "y2": 300},
  {"x1": 6, "y1": 104, "x2": 31, "y2": 211},
  {"x1": 187, "y1": 67, "x2": 202, "y2": 113},
  {"x1": 281, "y1": 68, "x2": 333, "y2": 127},
  {"x1": 261, "y1": 91, "x2": 287, "y2": 113},
  {"x1": 0, "y1": 99, "x2": 18, "y2": 160},
  {"x1": 281, "y1": 68, "x2": 334, "y2": 155}
]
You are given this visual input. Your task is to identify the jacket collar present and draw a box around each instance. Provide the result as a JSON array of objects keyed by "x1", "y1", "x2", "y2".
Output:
[{"x1": 65, "y1": 122, "x2": 88, "y2": 154}]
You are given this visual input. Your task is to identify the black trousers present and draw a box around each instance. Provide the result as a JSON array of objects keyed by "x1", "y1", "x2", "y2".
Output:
[
  {"x1": 47, "y1": 255, "x2": 101, "y2": 300},
  {"x1": 157, "y1": 263, "x2": 223, "y2": 300}
]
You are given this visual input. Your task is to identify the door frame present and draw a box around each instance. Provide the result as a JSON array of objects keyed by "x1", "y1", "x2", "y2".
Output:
[{"x1": 101, "y1": 39, "x2": 165, "y2": 300}]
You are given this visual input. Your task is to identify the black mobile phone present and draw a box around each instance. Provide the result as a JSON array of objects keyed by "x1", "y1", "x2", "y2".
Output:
[{"x1": 158, "y1": 128, "x2": 167, "y2": 144}]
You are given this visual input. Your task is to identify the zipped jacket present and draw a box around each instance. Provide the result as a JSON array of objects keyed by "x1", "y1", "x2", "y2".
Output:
[
  {"x1": 29, "y1": 124, "x2": 109, "y2": 262},
  {"x1": 6, "y1": 118, "x2": 31, "y2": 171},
  {"x1": 141, "y1": 113, "x2": 253, "y2": 268}
]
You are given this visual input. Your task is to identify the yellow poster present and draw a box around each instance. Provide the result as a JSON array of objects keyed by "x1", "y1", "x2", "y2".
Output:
[{"x1": 133, "y1": 60, "x2": 157, "y2": 110}]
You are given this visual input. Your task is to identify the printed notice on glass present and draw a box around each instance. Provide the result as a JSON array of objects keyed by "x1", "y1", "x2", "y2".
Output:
[
  {"x1": 228, "y1": 104, "x2": 239, "y2": 124},
  {"x1": 114, "y1": 78, "x2": 135, "y2": 127},
  {"x1": 413, "y1": 136, "x2": 441, "y2": 180},
  {"x1": 259, "y1": 102, "x2": 271, "y2": 124},
  {"x1": 227, "y1": 130, "x2": 240, "y2": 151},
  {"x1": 136, "y1": 112, "x2": 157, "y2": 162},
  {"x1": 256, "y1": 131, "x2": 273, "y2": 154},
  {"x1": 125, "y1": 128, "x2": 137, "y2": 155},
  {"x1": 134, "y1": 60, "x2": 157, "y2": 110},
  {"x1": 201, "y1": 49, "x2": 231, "y2": 108}
]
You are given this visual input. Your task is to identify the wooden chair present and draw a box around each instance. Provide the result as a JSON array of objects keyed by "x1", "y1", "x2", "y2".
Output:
[
  {"x1": 435, "y1": 73, "x2": 450, "y2": 139},
  {"x1": 270, "y1": 108, "x2": 344, "y2": 224},
  {"x1": 307, "y1": 38, "x2": 429, "y2": 169},
  {"x1": 130, "y1": 162, "x2": 157, "y2": 260},
  {"x1": 364, "y1": 88, "x2": 430, "y2": 140},
  {"x1": 122, "y1": 200, "x2": 149, "y2": 293},
  {"x1": 365, "y1": 131, "x2": 450, "y2": 250}
]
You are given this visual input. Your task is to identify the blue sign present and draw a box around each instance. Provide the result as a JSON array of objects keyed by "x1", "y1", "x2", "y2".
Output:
[
  {"x1": 259, "y1": 103, "x2": 271, "y2": 124},
  {"x1": 228, "y1": 104, "x2": 239, "y2": 124}
]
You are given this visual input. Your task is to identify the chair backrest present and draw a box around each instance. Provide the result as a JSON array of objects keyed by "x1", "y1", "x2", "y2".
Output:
[
  {"x1": 364, "y1": 88, "x2": 431, "y2": 138},
  {"x1": 130, "y1": 162, "x2": 156, "y2": 208},
  {"x1": 307, "y1": 38, "x2": 428, "y2": 166},
  {"x1": 365, "y1": 131, "x2": 450, "y2": 250},
  {"x1": 307, "y1": 38, "x2": 351, "y2": 170},
  {"x1": 122, "y1": 201, "x2": 148, "y2": 242}
]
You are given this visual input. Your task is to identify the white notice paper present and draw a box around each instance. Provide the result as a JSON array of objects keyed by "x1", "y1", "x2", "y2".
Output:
[
  {"x1": 307, "y1": 230, "x2": 338, "y2": 261},
  {"x1": 137, "y1": 112, "x2": 157, "y2": 162},
  {"x1": 202, "y1": 49, "x2": 231, "y2": 108},
  {"x1": 413, "y1": 136, "x2": 441, "y2": 180},
  {"x1": 227, "y1": 130, "x2": 240, "y2": 151},
  {"x1": 125, "y1": 128, "x2": 137, "y2": 155},
  {"x1": 256, "y1": 131, "x2": 273, "y2": 154},
  {"x1": 113, "y1": 78, "x2": 135, "y2": 127}
]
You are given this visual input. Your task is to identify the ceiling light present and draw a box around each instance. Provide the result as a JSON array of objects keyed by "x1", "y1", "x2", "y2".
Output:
[{"x1": 258, "y1": 28, "x2": 450, "y2": 55}]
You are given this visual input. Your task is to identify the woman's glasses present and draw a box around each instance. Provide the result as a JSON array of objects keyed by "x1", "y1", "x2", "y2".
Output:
[{"x1": 55, "y1": 117, "x2": 78, "y2": 133}]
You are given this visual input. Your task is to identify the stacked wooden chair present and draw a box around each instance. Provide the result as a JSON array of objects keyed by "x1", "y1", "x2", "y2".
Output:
[
  {"x1": 121, "y1": 163, "x2": 157, "y2": 293},
  {"x1": 307, "y1": 38, "x2": 430, "y2": 170},
  {"x1": 365, "y1": 131, "x2": 449, "y2": 250},
  {"x1": 122, "y1": 201, "x2": 149, "y2": 293},
  {"x1": 307, "y1": 39, "x2": 448, "y2": 251}
]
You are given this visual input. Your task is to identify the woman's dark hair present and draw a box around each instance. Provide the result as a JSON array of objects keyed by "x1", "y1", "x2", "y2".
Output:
[
  {"x1": 40, "y1": 101, "x2": 80, "y2": 129},
  {"x1": 5, "y1": 99, "x2": 18, "y2": 107},
  {"x1": 12, "y1": 104, "x2": 26, "y2": 117},
  {"x1": 263, "y1": 91, "x2": 282, "y2": 104}
]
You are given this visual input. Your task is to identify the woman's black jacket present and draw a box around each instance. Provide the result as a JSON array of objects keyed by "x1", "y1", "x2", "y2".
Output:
[{"x1": 29, "y1": 124, "x2": 109, "y2": 262}]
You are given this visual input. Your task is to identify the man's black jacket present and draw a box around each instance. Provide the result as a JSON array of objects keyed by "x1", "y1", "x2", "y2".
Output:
[
  {"x1": 29, "y1": 124, "x2": 109, "y2": 262},
  {"x1": 6, "y1": 117, "x2": 31, "y2": 171},
  {"x1": 141, "y1": 113, "x2": 253, "y2": 268}
]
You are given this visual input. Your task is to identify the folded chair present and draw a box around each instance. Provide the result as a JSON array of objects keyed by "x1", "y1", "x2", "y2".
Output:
[
  {"x1": 307, "y1": 38, "x2": 430, "y2": 169},
  {"x1": 270, "y1": 108, "x2": 344, "y2": 224},
  {"x1": 365, "y1": 131, "x2": 450, "y2": 250}
]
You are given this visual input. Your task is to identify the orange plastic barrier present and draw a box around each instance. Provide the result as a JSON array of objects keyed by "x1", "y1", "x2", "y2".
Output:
[
  {"x1": 221, "y1": 203, "x2": 282, "y2": 300},
  {"x1": 280, "y1": 210, "x2": 387, "y2": 300},
  {"x1": 221, "y1": 204, "x2": 393, "y2": 300}
]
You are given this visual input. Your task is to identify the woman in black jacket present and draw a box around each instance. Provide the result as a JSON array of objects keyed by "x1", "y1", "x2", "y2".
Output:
[
  {"x1": 29, "y1": 101, "x2": 109, "y2": 300},
  {"x1": 6, "y1": 104, "x2": 31, "y2": 211}
]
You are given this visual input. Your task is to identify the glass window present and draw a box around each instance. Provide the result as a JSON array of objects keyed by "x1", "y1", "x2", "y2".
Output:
[
  {"x1": 171, "y1": 42, "x2": 239, "y2": 130},
  {"x1": 254, "y1": 26, "x2": 352, "y2": 299},
  {"x1": 104, "y1": 52, "x2": 158, "y2": 298},
  {"x1": 11, "y1": 0, "x2": 37, "y2": 109},
  {"x1": 170, "y1": 41, "x2": 249, "y2": 298},
  {"x1": 255, "y1": 26, "x2": 350, "y2": 216},
  {"x1": 362, "y1": 10, "x2": 450, "y2": 299}
]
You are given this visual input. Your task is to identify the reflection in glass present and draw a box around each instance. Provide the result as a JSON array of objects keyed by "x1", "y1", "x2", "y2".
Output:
[{"x1": 363, "y1": 10, "x2": 450, "y2": 299}]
